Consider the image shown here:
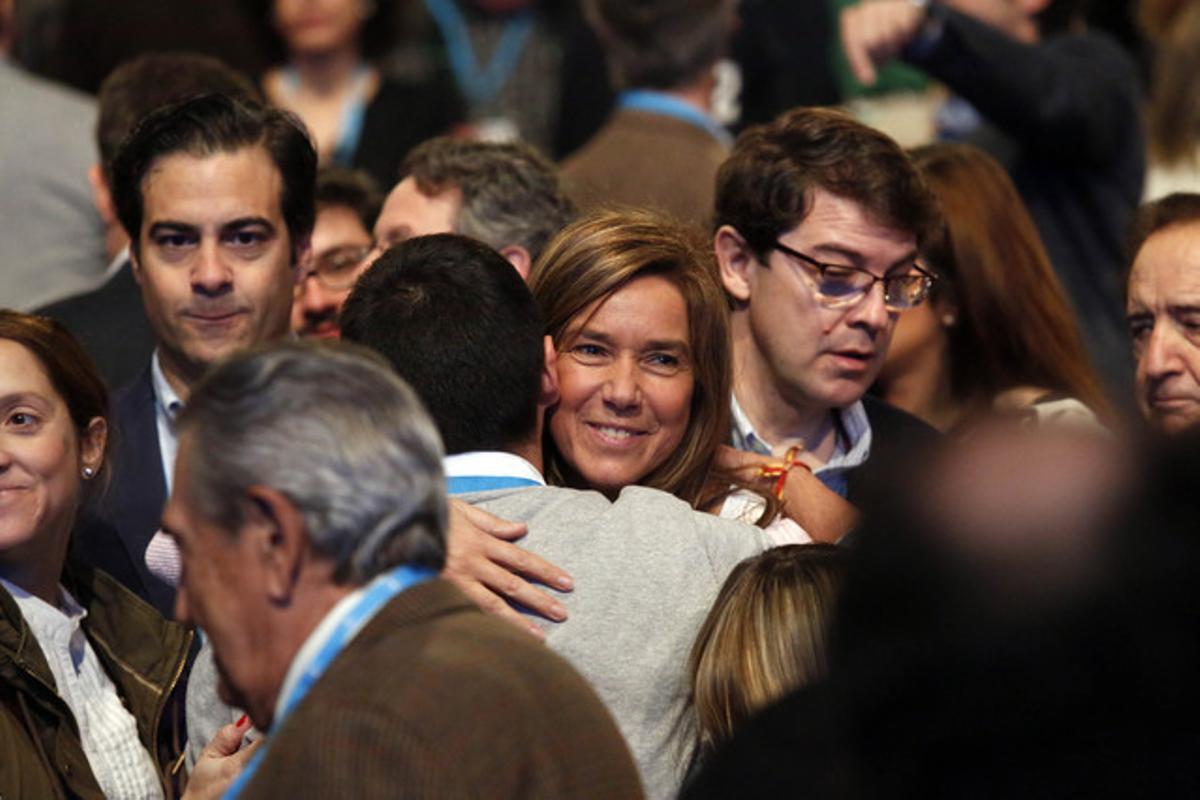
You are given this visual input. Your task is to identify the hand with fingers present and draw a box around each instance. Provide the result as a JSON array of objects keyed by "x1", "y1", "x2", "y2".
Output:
[
  {"x1": 442, "y1": 498, "x2": 575, "y2": 640},
  {"x1": 715, "y1": 444, "x2": 860, "y2": 544},
  {"x1": 182, "y1": 716, "x2": 260, "y2": 800},
  {"x1": 840, "y1": 0, "x2": 929, "y2": 86}
]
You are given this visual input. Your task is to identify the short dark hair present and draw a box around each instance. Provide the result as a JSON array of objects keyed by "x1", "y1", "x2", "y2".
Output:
[
  {"x1": 401, "y1": 137, "x2": 574, "y2": 263},
  {"x1": 586, "y1": 0, "x2": 734, "y2": 90},
  {"x1": 714, "y1": 107, "x2": 939, "y2": 262},
  {"x1": 316, "y1": 167, "x2": 383, "y2": 232},
  {"x1": 1128, "y1": 192, "x2": 1200, "y2": 264},
  {"x1": 111, "y1": 93, "x2": 317, "y2": 261},
  {"x1": 339, "y1": 234, "x2": 544, "y2": 454},
  {"x1": 96, "y1": 52, "x2": 260, "y2": 184}
]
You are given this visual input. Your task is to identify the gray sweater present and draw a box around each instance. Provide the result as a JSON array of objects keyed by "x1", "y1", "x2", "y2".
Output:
[{"x1": 460, "y1": 483, "x2": 772, "y2": 800}]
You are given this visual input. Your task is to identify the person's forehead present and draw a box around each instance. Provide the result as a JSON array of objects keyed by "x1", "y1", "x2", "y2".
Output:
[
  {"x1": 783, "y1": 189, "x2": 917, "y2": 264},
  {"x1": 1129, "y1": 223, "x2": 1200, "y2": 305},
  {"x1": 375, "y1": 177, "x2": 460, "y2": 237},
  {"x1": 141, "y1": 145, "x2": 285, "y2": 223},
  {"x1": 313, "y1": 204, "x2": 372, "y2": 244}
]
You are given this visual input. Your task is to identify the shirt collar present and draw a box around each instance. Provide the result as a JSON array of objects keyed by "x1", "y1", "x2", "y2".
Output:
[
  {"x1": 150, "y1": 351, "x2": 184, "y2": 424},
  {"x1": 443, "y1": 451, "x2": 546, "y2": 485},
  {"x1": 730, "y1": 394, "x2": 873, "y2": 474},
  {"x1": 616, "y1": 89, "x2": 733, "y2": 147},
  {"x1": 275, "y1": 578, "x2": 373, "y2": 724}
]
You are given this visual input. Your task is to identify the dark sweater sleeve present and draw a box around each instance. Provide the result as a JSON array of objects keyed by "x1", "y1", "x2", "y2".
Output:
[{"x1": 906, "y1": 5, "x2": 1141, "y2": 163}]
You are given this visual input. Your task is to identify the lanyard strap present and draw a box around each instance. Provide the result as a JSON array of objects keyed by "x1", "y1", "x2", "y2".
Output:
[
  {"x1": 424, "y1": 0, "x2": 534, "y2": 108},
  {"x1": 617, "y1": 89, "x2": 732, "y2": 147},
  {"x1": 222, "y1": 564, "x2": 435, "y2": 799},
  {"x1": 447, "y1": 475, "x2": 542, "y2": 494}
]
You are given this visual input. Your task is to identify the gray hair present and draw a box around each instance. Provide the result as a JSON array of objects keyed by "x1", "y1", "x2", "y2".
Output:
[
  {"x1": 401, "y1": 136, "x2": 575, "y2": 263},
  {"x1": 177, "y1": 340, "x2": 447, "y2": 584}
]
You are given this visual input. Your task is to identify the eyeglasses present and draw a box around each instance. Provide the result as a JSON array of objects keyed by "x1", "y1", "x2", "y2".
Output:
[
  {"x1": 772, "y1": 240, "x2": 936, "y2": 311},
  {"x1": 298, "y1": 244, "x2": 372, "y2": 291}
]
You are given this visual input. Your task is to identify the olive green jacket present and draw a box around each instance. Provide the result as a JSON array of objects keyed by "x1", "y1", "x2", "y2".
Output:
[{"x1": 0, "y1": 561, "x2": 193, "y2": 799}]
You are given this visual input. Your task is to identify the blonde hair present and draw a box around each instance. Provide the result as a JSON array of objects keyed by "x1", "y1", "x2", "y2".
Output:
[
  {"x1": 529, "y1": 208, "x2": 732, "y2": 508},
  {"x1": 687, "y1": 545, "x2": 846, "y2": 757}
]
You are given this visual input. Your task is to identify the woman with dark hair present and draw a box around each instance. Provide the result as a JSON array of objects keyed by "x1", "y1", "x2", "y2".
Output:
[
  {"x1": 258, "y1": 0, "x2": 463, "y2": 189},
  {"x1": 875, "y1": 142, "x2": 1112, "y2": 432},
  {"x1": 0, "y1": 311, "x2": 191, "y2": 799}
]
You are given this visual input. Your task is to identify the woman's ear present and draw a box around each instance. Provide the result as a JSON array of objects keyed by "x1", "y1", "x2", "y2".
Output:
[
  {"x1": 80, "y1": 417, "x2": 108, "y2": 477},
  {"x1": 538, "y1": 336, "x2": 559, "y2": 410}
]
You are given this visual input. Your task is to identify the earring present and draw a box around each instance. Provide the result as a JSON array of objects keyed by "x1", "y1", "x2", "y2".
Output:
[
  {"x1": 82, "y1": 467, "x2": 95, "y2": 479},
  {"x1": 941, "y1": 313, "x2": 957, "y2": 327}
]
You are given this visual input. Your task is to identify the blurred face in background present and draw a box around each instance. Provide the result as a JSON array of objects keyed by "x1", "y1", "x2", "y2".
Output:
[
  {"x1": 291, "y1": 203, "x2": 374, "y2": 339},
  {"x1": 274, "y1": 0, "x2": 368, "y2": 55}
]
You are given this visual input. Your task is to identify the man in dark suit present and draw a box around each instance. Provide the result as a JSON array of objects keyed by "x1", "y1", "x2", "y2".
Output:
[
  {"x1": 74, "y1": 94, "x2": 315, "y2": 618},
  {"x1": 165, "y1": 342, "x2": 643, "y2": 799},
  {"x1": 712, "y1": 107, "x2": 941, "y2": 520},
  {"x1": 37, "y1": 53, "x2": 260, "y2": 391}
]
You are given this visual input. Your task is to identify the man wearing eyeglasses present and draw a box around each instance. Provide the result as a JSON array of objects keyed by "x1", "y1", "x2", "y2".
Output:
[
  {"x1": 713, "y1": 106, "x2": 941, "y2": 506},
  {"x1": 291, "y1": 168, "x2": 382, "y2": 339}
]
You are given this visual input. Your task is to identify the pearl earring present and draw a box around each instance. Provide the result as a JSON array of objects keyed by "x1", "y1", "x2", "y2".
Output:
[{"x1": 82, "y1": 467, "x2": 95, "y2": 479}]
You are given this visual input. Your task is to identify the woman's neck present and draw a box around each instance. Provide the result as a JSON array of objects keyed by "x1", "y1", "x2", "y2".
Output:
[
  {"x1": 877, "y1": 345, "x2": 964, "y2": 433},
  {"x1": 288, "y1": 45, "x2": 365, "y2": 95}
]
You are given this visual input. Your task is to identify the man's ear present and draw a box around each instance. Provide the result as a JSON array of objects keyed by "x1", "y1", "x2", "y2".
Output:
[
  {"x1": 538, "y1": 335, "x2": 559, "y2": 411},
  {"x1": 714, "y1": 225, "x2": 756, "y2": 304},
  {"x1": 499, "y1": 245, "x2": 532, "y2": 281},
  {"x1": 242, "y1": 485, "x2": 308, "y2": 604},
  {"x1": 88, "y1": 164, "x2": 118, "y2": 227}
]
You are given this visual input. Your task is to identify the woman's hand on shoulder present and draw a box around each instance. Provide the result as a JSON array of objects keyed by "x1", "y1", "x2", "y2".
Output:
[{"x1": 442, "y1": 499, "x2": 574, "y2": 639}]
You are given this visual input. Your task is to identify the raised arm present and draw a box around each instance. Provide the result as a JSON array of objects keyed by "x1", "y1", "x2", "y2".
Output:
[{"x1": 840, "y1": 0, "x2": 1141, "y2": 162}]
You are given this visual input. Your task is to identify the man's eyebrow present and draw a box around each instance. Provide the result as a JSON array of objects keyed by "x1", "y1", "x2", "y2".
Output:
[
  {"x1": 221, "y1": 216, "x2": 276, "y2": 232},
  {"x1": 1169, "y1": 304, "x2": 1200, "y2": 316},
  {"x1": 147, "y1": 221, "x2": 199, "y2": 236},
  {"x1": 806, "y1": 243, "x2": 920, "y2": 271}
]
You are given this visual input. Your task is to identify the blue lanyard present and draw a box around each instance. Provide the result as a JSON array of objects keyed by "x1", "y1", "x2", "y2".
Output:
[
  {"x1": 617, "y1": 89, "x2": 732, "y2": 147},
  {"x1": 447, "y1": 475, "x2": 542, "y2": 494},
  {"x1": 281, "y1": 64, "x2": 372, "y2": 166},
  {"x1": 222, "y1": 564, "x2": 435, "y2": 799},
  {"x1": 423, "y1": 0, "x2": 534, "y2": 109}
]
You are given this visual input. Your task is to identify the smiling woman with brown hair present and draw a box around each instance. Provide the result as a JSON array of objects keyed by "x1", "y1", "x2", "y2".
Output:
[{"x1": 0, "y1": 310, "x2": 191, "y2": 800}]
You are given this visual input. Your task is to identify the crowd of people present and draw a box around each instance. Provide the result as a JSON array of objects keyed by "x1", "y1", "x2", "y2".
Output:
[{"x1": 3, "y1": 0, "x2": 1200, "y2": 797}]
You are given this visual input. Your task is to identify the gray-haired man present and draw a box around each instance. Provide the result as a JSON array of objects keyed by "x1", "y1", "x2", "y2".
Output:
[{"x1": 166, "y1": 341, "x2": 641, "y2": 799}]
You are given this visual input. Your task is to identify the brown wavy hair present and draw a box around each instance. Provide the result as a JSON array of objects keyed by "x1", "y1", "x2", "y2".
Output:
[
  {"x1": 909, "y1": 143, "x2": 1112, "y2": 422},
  {"x1": 529, "y1": 209, "x2": 741, "y2": 511}
]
